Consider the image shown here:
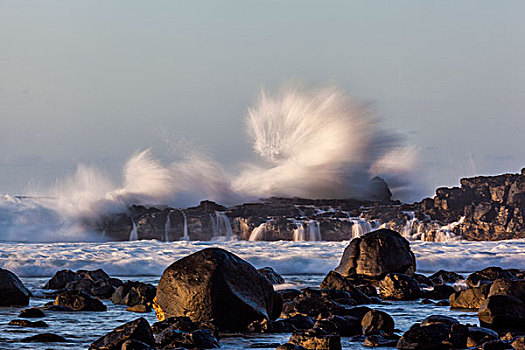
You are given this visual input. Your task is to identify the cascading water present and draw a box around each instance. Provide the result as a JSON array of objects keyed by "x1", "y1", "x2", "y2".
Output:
[
  {"x1": 249, "y1": 222, "x2": 267, "y2": 241},
  {"x1": 307, "y1": 220, "x2": 322, "y2": 241},
  {"x1": 164, "y1": 212, "x2": 171, "y2": 242},
  {"x1": 293, "y1": 222, "x2": 306, "y2": 242},
  {"x1": 129, "y1": 220, "x2": 138, "y2": 241},
  {"x1": 180, "y1": 210, "x2": 189, "y2": 241},
  {"x1": 350, "y1": 218, "x2": 372, "y2": 238},
  {"x1": 401, "y1": 212, "x2": 417, "y2": 238},
  {"x1": 211, "y1": 211, "x2": 234, "y2": 240}
]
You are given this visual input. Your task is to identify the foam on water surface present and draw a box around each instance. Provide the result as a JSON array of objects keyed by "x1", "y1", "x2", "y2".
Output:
[{"x1": 1, "y1": 239, "x2": 523, "y2": 277}]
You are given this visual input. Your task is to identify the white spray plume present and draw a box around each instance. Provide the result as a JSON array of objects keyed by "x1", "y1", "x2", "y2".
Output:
[{"x1": 0, "y1": 85, "x2": 418, "y2": 242}]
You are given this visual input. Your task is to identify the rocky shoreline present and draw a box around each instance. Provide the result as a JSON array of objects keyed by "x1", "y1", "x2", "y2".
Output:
[
  {"x1": 92, "y1": 169, "x2": 525, "y2": 242},
  {"x1": 1, "y1": 228, "x2": 524, "y2": 349}
]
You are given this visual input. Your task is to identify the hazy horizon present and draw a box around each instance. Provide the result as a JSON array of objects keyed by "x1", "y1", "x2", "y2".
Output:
[{"x1": 2, "y1": 1, "x2": 525, "y2": 203}]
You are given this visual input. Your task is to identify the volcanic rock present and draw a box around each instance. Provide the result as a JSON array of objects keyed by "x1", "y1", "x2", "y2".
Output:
[
  {"x1": 258, "y1": 267, "x2": 285, "y2": 284},
  {"x1": 379, "y1": 273, "x2": 421, "y2": 301},
  {"x1": 54, "y1": 290, "x2": 107, "y2": 311},
  {"x1": 449, "y1": 283, "x2": 491, "y2": 309},
  {"x1": 0, "y1": 268, "x2": 30, "y2": 306},
  {"x1": 89, "y1": 317, "x2": 155, "y2": 350},
  {"x1": 289, "y1": 328, "x2": 341, "y2": 350},
  {"x1": 478, "y1": 295, "x2": 525, "y2": 332},
  {"x1": 335, "y1": 229, "x2": 416, "y2": 279},
  {"x1": 320, "y1": 271, "x2": 371, "y2": 304},
  {"x1": 361, "y1": 310, "x2": 395, "y2": 336},
  {"x1": 155, "y1": 247, "x2": 281, "y2": 331},
  {"x1": 18, "y1": 307, "x2": 45, "y2": 318}
]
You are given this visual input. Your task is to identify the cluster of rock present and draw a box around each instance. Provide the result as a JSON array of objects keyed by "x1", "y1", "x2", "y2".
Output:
[
  {"x1": 2, "y1": 228, "x2": 524, "y2": 348},
  {"x1": 90, "y1": 169, "x2": 525, "y2": 242}
]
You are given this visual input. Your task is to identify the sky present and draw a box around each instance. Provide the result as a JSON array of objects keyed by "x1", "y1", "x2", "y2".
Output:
[{"x1": 1, "y1": 1, "x2": 524, "y2": 201}]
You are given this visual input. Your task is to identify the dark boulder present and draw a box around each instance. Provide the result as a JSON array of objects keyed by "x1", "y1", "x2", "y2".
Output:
[
  {"x1": 18, "y1": 307, "x2": 45, "y2": 318},
  {"x1": 379, "y1": 273, "x2": 421, "y2": 301},
  {"x1": 320, "y1": 271, "x2": 371, "y2": 304},
  {"x1": 449, "y1": 283, "x2": 491, "y2": 309},
  {"x1": 487, "y1": 278, "x2": 525, "y2": 300},
  {"x1": 45, "y1": 268, "x2": 121, "y2": 299},
  {"x1": 156, "y1": 328, "x2": 219, "y2": 349},
  {"x1": 54, "y1": 290, "x2": 107, "y2": 311},
  {"x1": 315, "y1": 315, "x2": 362, "y2": 336},
  {"x1": 429, "y1": 270, "x2": 464, "y2": 285},
  {"x1": 423, "y1": 284, "x2": 455, "y2": 300},
  {"x1": 335, "y1": 229, "x2": 416, "y2": 279},
  {"x1": 466, "y1": 267, "x2": 517, "y2": 288},
  {"x1": 397, "y1": 322, "x2": 467, "y2": 349},
  {"x1": 479, "y1": 340, "x2": 514, "y2": 350},
  {"x1": 111, "y1": 281, "x2": 156, "y2": 312},
  {"x1": 8, "y1": 319, "x2": 48, "y2": 327},
  {"x1": 248, "y1": 318, "x2": 296, "y2": 333},
  {"x1": 21, "y1": 333, "x2": 66, "y2": 342},
  {"x1": 151, "y1": 316, "x2": 218, "y2": 338},
  {"x1": 90, "y1": 317, "x2": 155, "y2": 350},
  {"x1": 363, "y1": 334, "x2": 399, "y2": 347},
  {"x1": 478, "y1": 295, "x2": 525, "y2": 332},
  {"x1": 258, "y1": 267, "x2": 285, "y2": 284},
  {"x1": 466, "y1": 326, "x2": 499, "y2": 347},
  {"x1": 44, "y1": 269, "x2": 76, "y2": 289},
  {"x1": 361, "y1": 310, "x2": 394, "y2": 336},
  {"x1": 289, "y1": 328, "x2": 341, "y2": 350},
  {"x1": 277, "y1": 344, "x2": 307, "y2": 350},
  {"x1": 155, "y1": 248, "x2": 280, "y2": 331},
  {"x1": 0, "y1": 268, "x2": 31, "y2": 306}
]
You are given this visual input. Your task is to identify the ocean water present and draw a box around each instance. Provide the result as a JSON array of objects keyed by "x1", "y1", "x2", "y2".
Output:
[{"x1": 0, "y1": 239, "x2": 524, "y2": 349}]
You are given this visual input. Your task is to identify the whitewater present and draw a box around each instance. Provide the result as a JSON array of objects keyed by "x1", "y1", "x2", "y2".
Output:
[{"x1": 1, "y1": 239, "x2": 523, "y2": 278}]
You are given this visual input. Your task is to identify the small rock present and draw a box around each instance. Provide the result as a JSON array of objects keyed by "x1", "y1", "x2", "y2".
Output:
[
  {"x1": 258, "y1": 267, "x2": 285, "y2": 284},
  {"x1": 363, "y1": 334, "x2": 399, "y2": 347},
  {"x1": 361, "y1": 310, "x2": 394, "y2": 335},
  {"x1": 466, "y1": 326, "x2": 499, "y2": 347},
  {"x1": 21, "y1": 333, "x2": 66, "y2": 342},
  {"x1": 379, "y1": 273, "x2": 420, "y2": 301},
  {"x1": 449, "y1": 283, "x2": 491, "y2": 309},
  {"x1": 156, "y1": 328, "x2": 219, "y2": 349},
  {"x1": 429, "y1": 270, "x2": 464, "y2": 285},
  {"x1": 320, "y1": 271, "x2": 371, "y2": 304},
  {"x1": 421, "y1": 298, "x2": 434, "y2": 304},
  {"x1": 289, "y1": 328, "x2": 341, "y2": 350},
  {"x1": 435, "y1": 300, "x2": 450, "y2": 306},
  {"x1": 18, "y1": 307, "x2": 45, "y2": 318},
  {"x1": 54, "y1": 290, "x2": 107, "y2": 311},
  {"x1": 127, "y1": 304, "x2": 151, "y2": 313},
  {"x1": 8, "y1": 319, "x2": 48, "y2": 327},
  {"x1": 276, "y1": 344, "x2": 307, "y2": 350},
  {"x1": 315, "y1": 315, "x2": 361, "y2": 336}
]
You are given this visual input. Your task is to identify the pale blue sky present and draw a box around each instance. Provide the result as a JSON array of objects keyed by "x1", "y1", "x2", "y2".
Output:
[{"x1": 1, "y1": 1, "x2": 524, "y2": 200}]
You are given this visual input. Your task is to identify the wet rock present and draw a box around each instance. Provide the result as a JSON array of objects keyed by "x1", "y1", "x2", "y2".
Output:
[
  {"x1": 155, "y1": 248, "x2": 280, "y2": 331},
  {"x1": 320, "y1": 271, "x2": 371, "y2": 304},
  {"x1": 45, "y1": 268, "x2": 121, "y2": 299},
  {"x1": 449, "y1": 283, "x2": 491, "y2": 309},
  {"x1": 511, "y1": 337, "x2": 525, "y2": 350},
  {"x1": 478, "y1": 295, "x2": 525, "y2": 332},
  {"x1": 421, "y1": 298, "x2": 434, "y2": 304},
  {"x1": 0, "y1": 268, "x2": 31, "y2": 306},
  {"x1": 248, "y1": 318, "x2": 296, "y2": 333},
  {"x1": 429, "y1": 270, "x2": 464, "y2": 285},
  {"x1": 8, "y1": 319, "x2": 48, "y2": 327},
  {"x1": 363, "y1": 334, "x2": 399, "y2": 347},
  {"x1": 21, "y1": 333, "x2": 66, "y2": 342},
  {"x1": 487, "y1": 278, "x2": 525, "y2": 300},
  {"x1": 379, "y1": 273, "x2": 421, "y2": 301},
  {"x1": 41, "y1": 304, "x2": 74, "y2": 312},
  {"x1": 156, "y1": 328, "x2": 219, "y2": 349},
  {"x1": 284, "y1": 315, "x2": 316, "y2": 330},
  {"x1": 151, "y1": 316, "x2": 218, "y2": 339},
  {"x1": 397, "y1": 322, "x2": 467, "y2": 349},
  {"x1": 315, "y1": 315, "x2": 361, "y2": 336},
  {"x1": 435, "y1": 300, "x2": 449, "y2": 306},
  {"x1": 414, "y1": 274, "x2": 433, "y2": 288},
  {"x1": 357, "y1": 284, "x2": 379, "y2": 298},
  {"x1": 44, "y1": 269, "x2": 76, "y2": 289},
  {"x1": 120, "y1": 339, "x2": 154, "y2": 350},
  {"x1": 282, "y1": 293, "x2": 349, "y2": 319},
  {"x1": 278, "y1": 289, "x2": 302, "y2": 302},
  {"x1": 258, "y1": 267, "x2": 285, "y2": 284},
  {"x1": 466, "y1": 326, "x2": 499, "y2": 347},
  {"x1": 479, "y1": 340, "x2": 514, "y2": 350},
  {"x1": 420, "y1": 315, "x2": 459, "y2": 326},
  {"x1": 18, "y1": 307, "x2": 45, "y2": 318},
  {"x1": 361, "y1": 310, "x2": 394, "y2": 336},
  {"x1": 422, "y1": 284, "x2": 455, "y2": 300},
  {"x1": 54, "y1": 290, "x2": 107, "y2": 311},
  {"x1": 89, "y1": 317, "x2": 155, "y2": 350},
  {"x1": 335, "y1": 229, "x2": 416, "y2": 279},
  {"x1": 277, "y1": 344, "x2": 307, "y2": 350},
  {"x1": 112, "y1": 281, "x2": 156, "y2": 312},
  {"x1": 467, "y1": 267, "x2": 517, "y2": 288},
  {"x1": 289, "y1": 328, "x2": 341, "y2": 350}
]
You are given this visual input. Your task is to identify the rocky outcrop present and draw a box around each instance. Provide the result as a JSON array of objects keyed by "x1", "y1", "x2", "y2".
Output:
[
  {"x1": 155, "y1": 248, "x2": 281, "y2": 331},
  {"x1": 335, "y1": 229, "x2": 416, "y2": 279},
  {"x1": 397, "y1": 316, "x2": 468, "y2": 349},
  {"x1": 54, "y1": 290, "x2": 107, "y2": 311},
  {"x1": 44, "y1": 269, "x2": 122, "y2": 299},
  {"x1": 478, "y1": 295, "x2": 525, "y2": 332},
  {"x1": 379, "y1": 273, "x2": 421, "y2": 301},
  {"x1": 111, "y1": 281, "x2": 156, "y2": 313},
  {"x1": 0, "y1": 268, "x2": 31, "y2": 306},
  {"x1": 288, "y1": 328, "x2": 341, "y2": 350}
]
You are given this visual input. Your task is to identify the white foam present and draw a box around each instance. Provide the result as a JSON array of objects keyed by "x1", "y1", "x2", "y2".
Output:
[{"x1": 1, "y1": 239, "x2": 523, "y2": 278}]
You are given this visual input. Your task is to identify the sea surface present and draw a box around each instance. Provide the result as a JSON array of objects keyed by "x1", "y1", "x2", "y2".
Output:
[{"x1": 0, "y1": 239, "x2": 524, "y2": 349}]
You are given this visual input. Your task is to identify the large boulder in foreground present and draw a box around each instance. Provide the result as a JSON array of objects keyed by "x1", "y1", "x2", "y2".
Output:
[
  {"x1": 155, "y1": 247, "x2": 281, "y2": 331},
  {"x1": 478, "y1": 295, "x2": 525, "y2": 332},
  {"x1": 0, "y1": 268, "x2": 31, "y2": 306},
  {"x1": 335, "y1": 229, "x2": 416, "y2": 279}
]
